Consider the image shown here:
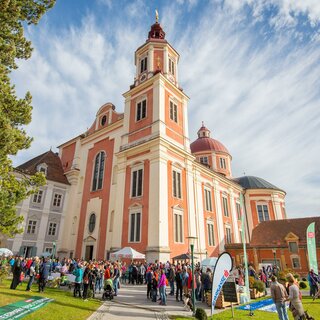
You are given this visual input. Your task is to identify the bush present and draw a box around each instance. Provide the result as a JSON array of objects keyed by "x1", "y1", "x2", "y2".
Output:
[
  {"x1": 249, "y1": 276, "x2": 255, "y2": 288},
  {"x1": 253, "y1": 280, "x2": 265, "y2": 293},
  {"x1": 302, "y1": 277, "x2": 307, "y2": 282},
  {"x1": 299, "y1": 281, "x2": 307, "y2": 289},
  {"x1": 195, "y1": 307, "x2": 207, "y2": 320}
]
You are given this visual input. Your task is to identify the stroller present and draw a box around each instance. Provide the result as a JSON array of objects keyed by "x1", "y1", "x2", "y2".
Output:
[{"x1": 102, "y1": 278, "x2": 114, "y2": 301}]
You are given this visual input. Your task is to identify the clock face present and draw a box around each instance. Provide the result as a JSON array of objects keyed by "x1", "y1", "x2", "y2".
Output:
[{"x1": 140, "y1": 73, "x2": 147, "y2": 82}]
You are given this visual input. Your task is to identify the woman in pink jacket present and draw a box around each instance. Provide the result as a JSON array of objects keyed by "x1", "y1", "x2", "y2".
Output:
[{"x1": 157, "y1": 269, "x2": 167, "y2": 305}]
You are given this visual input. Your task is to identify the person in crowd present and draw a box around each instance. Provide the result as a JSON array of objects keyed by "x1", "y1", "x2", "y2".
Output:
[
  {"x1": 181, "y1": 266, "x2": 189, "y2": 297},
  {"x1": 132, "y1": 263, "x2": 138, "y2": 285},
  {"x1": 10, "y1": 256, "x2": 23, "y2": 290},
  {"x1": 26, "y1": 257, "x2": 38, "y2": 291},
  {"x1": 202, "y1": 268, "x2": 212, "y2": 303},
  {"x1": 121, "y1": 263, "x2": 127, "y2": 284},
  {"x1": 95, "y1": 264, "x2": 103, "y2": 294},
  {"x1": 157, "y1": 268, "x2": 167, "y2": 306},
  {"x1": 175, "y1": 267, "x2": 183, "y2": 302},
  {"x1": 307, "y1": 269, "x2": 319, "y2": 299},
  {"x1": 73, "y1": 263, "x2": 83, "y2": 298},
  {"x1": 113, "y1": 263, "x2": 120, "y2": 296},
  {"x1": 82, "y1": 265, "x2": 90, "y2": 300},
  {"x1": 146, "y1": 267, "x2": 153, "y2": 299},
  {"x1": 168, "y1": 265, "x2": 175, "y2": 296},
  {"x1": 195, "y1": 266, "x2": 201, "y2": 301},
  {"x1": 38, "y1": 257, "x2": 51, "y2": 292},
  {"x1": 270, "y1": 275, "x2": 289, "y2": 320},
  {"x1": 151, "y1": 271, "x2": 158, "y2": 302},
  {"x1": 286, "y1": 273, "x2": 304, "y2": 320}
]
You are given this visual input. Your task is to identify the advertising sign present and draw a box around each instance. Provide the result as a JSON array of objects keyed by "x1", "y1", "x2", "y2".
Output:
[
  {"x1": 211, "y1": 252, "x2": 233, "y2": 314},
  {"x1": 307, "y1": 222, "x2": 318, "y2": 273}
]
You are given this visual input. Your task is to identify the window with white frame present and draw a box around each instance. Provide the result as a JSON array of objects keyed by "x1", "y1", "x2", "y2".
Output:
[
  {"x1": 289, "y1": 241, "x2": 298, "y2": 253},
  {"x1": 136, "y1": 99, "x2": 147, "y2": 121},
  {"x1": 172, "y1": 169, "x2": 182, "y2": 199},
  {"x1": 48, "y1": 222, "x2": 57, "y2": 236},
  {"x1": 204, "y1": 188, "x2": 212, "y2": 212},
  {"x1": 292, "y1": 256, "x2": 300, "y2": 269},
  {"x1": 37, "y1": 163, "x2": 47, "y2": 176},
  {"x1": 200, "y1": 156, "x2": 208, "y2": 165},
  {"x1": 140, "y1": 56, "x2": 147, "y2": 73},
  {"x1": 53, "y1": 193, "x2": 62, "y2": 207},
  {"x1": 32, "y1": 190, "x2": 43, "y2": 204},
  {"x1": 92, "y1": 151, "x2": 105, "y2": 191},
  {"x1": 131, "y1": 168, "x2": 143, "y2": 197},
  {"x1": 27, "y1": 220, "x2": 37, "y2": 234},
  {"x1": 169, "y1": 101, "x2": 178, "y2": 123},
  {"x1": 236, "y1": 202, "x2": 241, "y2": 220},
  {"x1": 225, "y1": 226, "x2": 232, "y2": 244},
  {"x1": 174, "y1": 210, "x2": 183, "y2": 243},
  {"x1": 219, "y1": 158, "x2": 226, "y2": 169},
  {"x1": 129, "y1": 211, "x2": 141, "y2": 242},
  {"x1": 207, "y1": 221, "x2": 215, "y2": 246},
  {"x1": 257, "y1": 204, "x2": 270, "y2": 222},
  {"x1": 222, "y1": 196, "x2": 229, "y2": 217},
  {"x1": 168, "y1": 57, "x2": 175, "y2": 75}
]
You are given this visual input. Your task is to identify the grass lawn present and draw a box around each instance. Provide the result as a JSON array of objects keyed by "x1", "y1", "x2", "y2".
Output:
[
  {"x1": 0, "y1": 279, "x2": 101, "y2": 320},
  {"x1": 172, "y1": 296, "x2": 320, "y2": 320}
]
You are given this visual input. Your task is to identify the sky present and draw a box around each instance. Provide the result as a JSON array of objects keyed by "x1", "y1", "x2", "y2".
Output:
[{"x1": 11, "y1": 0, "x2": 320, "y2": 218}]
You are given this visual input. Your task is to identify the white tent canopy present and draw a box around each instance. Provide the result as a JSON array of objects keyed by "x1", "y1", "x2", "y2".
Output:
[
  {"x1": 110, "y1": 247, "x2": 145, "y2": 260},
  {"x1": 201, "y1": 257, "x2": 218, "y2": 272},
  {"x1": 0, "y1": 248, "x2": 13, "y2": 257}
]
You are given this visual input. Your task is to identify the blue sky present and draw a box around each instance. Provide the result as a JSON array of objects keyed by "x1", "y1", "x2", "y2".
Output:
[{"x1": 11, "y1": 0, "x2": 320, "y2": 218}]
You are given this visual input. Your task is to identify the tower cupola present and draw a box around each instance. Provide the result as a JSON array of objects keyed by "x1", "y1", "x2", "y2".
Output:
[{"x1": 197, "y1": 122, "x2": 211, "y2": 138}]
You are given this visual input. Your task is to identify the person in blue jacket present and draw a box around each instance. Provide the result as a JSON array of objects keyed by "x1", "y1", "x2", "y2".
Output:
[
  {"x1": 73, "y1": 264, "x2": 84, "y2": 298},
  {"x1": 38, "y1": 258, "x2": 52, "y2": 292}
]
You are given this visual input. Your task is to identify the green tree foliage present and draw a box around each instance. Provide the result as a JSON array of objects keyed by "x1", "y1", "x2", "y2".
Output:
[{"x1": 0, "y1": 0, "x2": 55, "y2": 237}]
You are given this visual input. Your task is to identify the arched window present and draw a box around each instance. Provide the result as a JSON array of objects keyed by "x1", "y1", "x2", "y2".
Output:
[
  {"x1": 88, "y1": 213, "x2": 96, "y2": 233},
  {"x1": 92, "y1": 151, "x2": 105, "y2": 191}
]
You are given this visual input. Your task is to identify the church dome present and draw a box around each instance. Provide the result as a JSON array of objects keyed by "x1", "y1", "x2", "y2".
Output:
[
  {"x1": 190, "y1": 123, "x2": 230, "y2": 155},
  {"x1": 233, "y1": 176, "x2": 285, "y2": 193}
]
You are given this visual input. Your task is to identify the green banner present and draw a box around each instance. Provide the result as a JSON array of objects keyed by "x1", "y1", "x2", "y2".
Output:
[
  {"x1": 0, "y1": 296, "x2": 53, "y2": 319},
  {"x1": 307, "y1": 222, "x2": 318, "y2": 273}
]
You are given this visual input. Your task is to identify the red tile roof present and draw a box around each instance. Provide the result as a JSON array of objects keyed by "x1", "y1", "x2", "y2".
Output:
[
  {"x1": 16, "y1": 150, "x2": 70, "y2": 185},
  {"x1": 190, "y1": 137, "x2": 230, "y2": 154},
  {"x1": 250, "y1": 217, "x2": 320, "y2": 247}
]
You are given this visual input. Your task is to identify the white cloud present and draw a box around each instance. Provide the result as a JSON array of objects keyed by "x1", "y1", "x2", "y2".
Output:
[{"x1": 10, "y1": 1, "x2": 320, "y2": 218}]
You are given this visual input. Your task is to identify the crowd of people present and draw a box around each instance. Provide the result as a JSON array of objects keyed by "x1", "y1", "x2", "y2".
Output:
[{"x1": 1, "y1": 255, "x2": 318, "y2": 319}]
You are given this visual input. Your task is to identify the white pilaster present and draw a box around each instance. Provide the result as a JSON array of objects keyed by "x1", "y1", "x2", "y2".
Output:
[
  {"x1": 214, "y1": 182, "x2": 225, "y2": 252},
  {"x1": 229, "y1": 189, "x2": 240, "y2": 243}
]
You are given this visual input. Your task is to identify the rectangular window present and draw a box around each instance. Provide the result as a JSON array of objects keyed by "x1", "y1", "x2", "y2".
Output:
[
  {"x1": 140, "y1": 56, "x2": 147, "y2": 73},
  {"x1": 45, "y1": 247, "x2": 52, "y2": 253},
  {"x1": 136, "y1": 99, "x2": 147, "y2": 121},
  {"x1": 257, "y1": 204, "x2": 270, "y2": 222},
  {"x1": 174, "y1": 212, "x2": 183, "y2": 243},
  {"x1": 169, "y1": 101, "x2": 178, "y2": 123},
  {"x1": 53, "y1": 193, "x2": 62, "y2": 207},
  {"x1": 172, "y1": 170, "x2": 182, "y2": 199},
  {"x1": 289, "y1": 242, "x2": 298, "y2": 253},
  {"x1": 219, "y1": 158, "x2": 226, "y2": 169},
  {"x1": 236, "y1": 202, "x2": 241, "y2": 220},
  {"x1": 204, "y1": 189, "x2": 212, "y2": 212},
  {"x1": 200, "y1": 157, "x2": 208, "y2": 165},
  {"x1": 207, "y1": 222, "x2": 215, "y2": 246},
  {"x1": 292, "y1": 257, "x2": 300, "y2": 269},
  {"x1": 129, "y1": 212, "x2": 141, "y2": 242},
  {"x1": 222, "y1": 196, "x2": 229, "y2": 217},
  {"x1": 27, "y1": 220, "x2": 37, "y2": 234},
  {"x1": 32, "y1": 190, "x2": 43, "y2": 204},
  {"x1": 225, "y1": 227, "x2": 232, "y2": 244},
  {"x1": 48, "y1": 222, "x2": 57, "y2": 236},
  {"x1": 131, "y1": 168, "x2": 143, "y2": 197},
  {"x1": 168, "y1": 58, "x2": 175, "y2": 75}
]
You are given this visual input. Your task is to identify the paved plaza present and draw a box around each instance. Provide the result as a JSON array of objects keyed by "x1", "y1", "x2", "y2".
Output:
[{"x1": 88, "y1": 284, "x2": 223, "y2": 320}]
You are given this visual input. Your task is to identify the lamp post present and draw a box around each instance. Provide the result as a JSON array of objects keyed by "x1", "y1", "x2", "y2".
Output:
[
  {"x1": 187, "y1": 236, "x2": 198, "y2": 315},
  {"x1": 272, "y1": 248, "x2": 277, "y2": 271}
]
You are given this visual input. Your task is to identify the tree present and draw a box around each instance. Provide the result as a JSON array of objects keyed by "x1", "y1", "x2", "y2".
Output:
[{"x1": 0, "y1": 0, "x2": 55, "y2": 237}]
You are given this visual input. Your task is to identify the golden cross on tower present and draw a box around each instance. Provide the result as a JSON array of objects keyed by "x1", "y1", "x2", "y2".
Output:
[{"x1": 155, "y1": 9, "x2": 159, "y2": 23}]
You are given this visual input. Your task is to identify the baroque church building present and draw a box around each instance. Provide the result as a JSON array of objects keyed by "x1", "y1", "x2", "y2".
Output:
[{"x1": 11, "y1": 19, "x2": 286, "y2": 262}]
